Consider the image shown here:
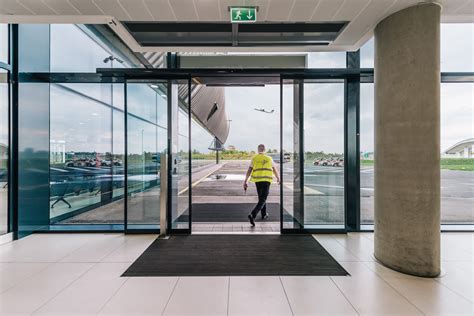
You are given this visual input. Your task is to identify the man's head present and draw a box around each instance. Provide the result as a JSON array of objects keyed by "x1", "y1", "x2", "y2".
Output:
[{"x1": 257, "y1": 144, "x2": 266, "y2": 153}]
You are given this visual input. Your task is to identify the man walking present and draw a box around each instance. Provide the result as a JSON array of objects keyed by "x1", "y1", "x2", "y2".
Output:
[{"x1": 243, "y1": 144, "x2": 280, "y2": 227}]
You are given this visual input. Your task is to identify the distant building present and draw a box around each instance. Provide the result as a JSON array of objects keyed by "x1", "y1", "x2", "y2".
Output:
[
  {"x1": 0, "y1": 143, "x2": 7, "y2": 168},
  {"x1": 361, "y1": 151, "x2": 374, "y2": 160},
  {"x1": 442, "y1": 138, "x2": 474, "y2": 158},
  {"x1": 50, "y1": 140, "x2": 66, "y2": 163}
]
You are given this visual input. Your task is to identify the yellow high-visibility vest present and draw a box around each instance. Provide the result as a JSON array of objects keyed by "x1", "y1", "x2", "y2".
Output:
[{"x1": 250, "y1": 154, "x2": 274, "y2": 183}]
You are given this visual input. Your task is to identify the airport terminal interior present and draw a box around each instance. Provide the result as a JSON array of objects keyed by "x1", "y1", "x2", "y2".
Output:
[{"x1": 0, "y1": 0, "x2": 473, "y2": 315}]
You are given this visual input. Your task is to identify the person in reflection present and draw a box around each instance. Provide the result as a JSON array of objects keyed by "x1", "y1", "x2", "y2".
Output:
[{"x1": 243, "y1": 144, "x2": 280, "y2": 227}]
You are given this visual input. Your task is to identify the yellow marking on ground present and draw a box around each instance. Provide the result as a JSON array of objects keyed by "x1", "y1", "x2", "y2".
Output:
[{"x1": 178, "y1": 163, "x2": 226, "y2": 195}]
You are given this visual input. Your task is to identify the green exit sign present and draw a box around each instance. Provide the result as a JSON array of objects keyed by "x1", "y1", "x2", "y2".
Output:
[{"x1": 230, "y1": 7, "x2": 257, "y2": 23}]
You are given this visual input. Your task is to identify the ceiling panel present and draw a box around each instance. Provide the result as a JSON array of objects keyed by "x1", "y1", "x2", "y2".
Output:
[
  {"x1": 42, "y1": 0, "x2": 79, "y2": 15},
  {"x1": 265, "y1": 0, "x2": 295, "y2": 21},
  {"x1": 452, "y1": 0, "x2": 474, "y2": 14},
  {"x1": 18, "y1": 0, "x2": 56, "y2": 15},
  {"x1": 311, "y1": 0, "x2": 344, "y2": 21},
  {"x1": 253, "y1": 0, "x2": 270, "y2": 21},
  {"x1": 69, "y1": 0, "x2": 104, "y2": 15},
  {"x1": 119, "y1": 0, "x2": 153, "y2": 21},
  {"x1": 441, "y1": 0, "x2": 469, "y2": 14},
  {"x1": 332, "y1": 0, "x2": 369, "y2": 21},
  {"x1": 143, "y1": 0, "x2": 176, "y2": 21},
  {"x1": 94, "y1": 0, "x2": 131, "y2": 20},
  {"x1": 195, "y1": 0, "x2": 221, "y2": 21},
  {"x1": 288, "y1": 0, "x2": 320, "y2": 22},
  {"x1": 0, "y1": 0, "x2": 35, "y2": 14},
  {"x1": 336, "y1": 0, "x2": 395, "y2": 45},
  {"x1": 169, "y1": 0, "x2": 199, "y2": 21},
  {"x1": 218, "y1": 0, "x2": 247, "y2": 22}
]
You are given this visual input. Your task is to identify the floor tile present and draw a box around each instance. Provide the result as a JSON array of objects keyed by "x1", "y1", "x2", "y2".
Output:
[
  {"x1": 0, "y1": 262, "x2": 51, "y2": 294},
  {"x1": 99, "y1": 277, "x2": 177, "y2": 315},
  {"x1": 384, "y1": 276, "x2": 474, "y2": 315},
  {"x1": 0, "y1": 234, "x2": 96, "y2": 262},
  {"x1": 60, "y1": 234, "x2": 126, "y2": 262},
  {"x1": 0, "y1": 262, "x2": 93, "y2": 314},
  {"x1": 281, "y1": 276, "x2": 357, "y2": 315},
  {"x1": 163, "y1": 277, "x2": 228, "y2": 316},
  {"x1": 313, "y1": 235, "x2": 360, "y2": 262},
  {"x1": 228, "y1": 276, "x2": 292, "y2": 316},
  {"x1": 33, "y1": 263, "x2": 129, "y2": 315},
  {"x1": 331, "y1": 262, "x2": 422, "y2": 315},
  {"x1": 101, "y1": 234, "x2": 157, "y2": 263}
]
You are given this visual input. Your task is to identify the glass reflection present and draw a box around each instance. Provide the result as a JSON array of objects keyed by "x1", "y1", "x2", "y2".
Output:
[
  {"x1": 49, "y1": 84, "x2": 124, "y2": 225},
  {"x1": 0, "y1": 69, "x2": 8, "y2": 234},
  {"x1": 0, "y1": 24, "x2": 8, "y2": 64},
  {"x1": 127, "y1": 82, "x2": 167, "y2": 228}
]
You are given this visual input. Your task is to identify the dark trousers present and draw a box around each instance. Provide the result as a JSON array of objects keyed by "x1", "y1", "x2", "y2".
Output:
[{"x1": 250, "y1": 181, "x2": 271, "y2": 218}]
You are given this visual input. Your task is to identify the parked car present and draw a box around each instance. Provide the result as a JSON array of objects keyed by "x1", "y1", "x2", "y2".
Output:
[{"x1": 332, "y1": 159, "x2": 344, "y2": 167}]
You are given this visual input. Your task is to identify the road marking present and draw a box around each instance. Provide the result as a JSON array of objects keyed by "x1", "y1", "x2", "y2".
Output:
[
  {"x1": 306, "y1": 183, "x2": 344, "y2": 189},
  {"x1": 284, "y1": 183, "x2": 325, "y2": 195},
  {"x1": 178, "y1": 163, "x2": 225, "y2": 195}
]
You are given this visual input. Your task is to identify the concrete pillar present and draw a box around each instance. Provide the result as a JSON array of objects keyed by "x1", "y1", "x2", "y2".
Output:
[{"x1": 374, "y1": 3, "x2": 441, "y2": 277}]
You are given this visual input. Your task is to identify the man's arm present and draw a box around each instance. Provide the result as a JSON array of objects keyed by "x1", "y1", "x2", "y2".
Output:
[
  {"x1": 243, "y1": 166, "x2": 252, "y2": 190},
  {"x1": 272, "y1": 166, "x2": 281, "y2": 184}
]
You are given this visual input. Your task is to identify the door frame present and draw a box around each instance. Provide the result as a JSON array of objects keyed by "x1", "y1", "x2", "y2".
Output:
[{"x1": 98, "y1": 67, "x2": 366, "y2": 234}]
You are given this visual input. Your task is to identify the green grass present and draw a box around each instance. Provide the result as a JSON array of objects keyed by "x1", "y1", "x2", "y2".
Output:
[
  {"x1": 360, "y1": 159, "x2": 474, "y2": 171},
  {"x1": 360, "y1": 160, "x2": 374, "y2": 166},
  {"x1": 441, "y1": 158, "x2": 474, "y2": 171}
]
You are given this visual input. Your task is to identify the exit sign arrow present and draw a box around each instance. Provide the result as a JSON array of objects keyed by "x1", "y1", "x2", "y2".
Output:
[{"x1": 230, "y1": 7, "x2": 257, "y2": 23}]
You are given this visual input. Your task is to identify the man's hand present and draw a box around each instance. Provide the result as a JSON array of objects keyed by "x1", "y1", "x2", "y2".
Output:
[
  {"x1": 243, "y1": 182, "x2": 248, "y2": 191},
  {"x1": 276, "y1": 178, "x2": 281, "y2": 185}
]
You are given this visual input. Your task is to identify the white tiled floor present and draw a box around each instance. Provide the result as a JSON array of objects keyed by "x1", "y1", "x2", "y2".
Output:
[{"x1": 0, "y1": 232, "x2": 472, "y2": 316}]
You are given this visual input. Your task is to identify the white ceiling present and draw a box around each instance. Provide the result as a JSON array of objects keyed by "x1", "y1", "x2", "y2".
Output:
[{"x1": 0, "y1": 0, "x2": 473, "y2": 52}]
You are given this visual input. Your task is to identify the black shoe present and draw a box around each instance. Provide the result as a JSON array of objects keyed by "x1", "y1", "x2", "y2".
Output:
[
  {"x1": 248, "y1": 214, "x2": 255, "y2": 227},
  {"x1": 261, "y1": 213, "x2": 268, "y2": 220}
]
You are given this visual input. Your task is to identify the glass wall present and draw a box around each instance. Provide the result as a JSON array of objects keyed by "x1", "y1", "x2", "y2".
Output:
[
  {"x1": 0, "y1": 24, "x2": 8, "y2": 64},
  {"x1": 307, "y1": 52, "x2": 346, "y2": 68},
  {"x1": 303, "y1": 83, "x2": 345, "y2": 228},
  {"x1": 360, "y1": 83, "x2": 374, "y2": 224},
  {"x1": 49, "y1": 84, "x2": 124, "y2": 225},
  {"x1": 50, "y1": 24, "x2": 129, "y2": 72},
  {"x1": 441, "y1": 24, "x2": 474, "y2": 72},
  {"x1": 46, "y1": 25, "x2": 139, "y2": 228},
  {"x1": 1, "y1": 24, "x2": 9, "y2": 236},
  {"x1": 0, "y1": 69, "x2": 8, "y2": 235},
  {"x1": 441, "y1": 83, "x2": 474, "y2": 224}
]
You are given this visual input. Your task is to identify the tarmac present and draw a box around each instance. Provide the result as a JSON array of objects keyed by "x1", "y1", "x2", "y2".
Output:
[{"x1": 50, "y1": 159, "x2": 473, "y2": 228}]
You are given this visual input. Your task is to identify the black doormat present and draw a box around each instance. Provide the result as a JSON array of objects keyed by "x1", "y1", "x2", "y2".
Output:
[
  {"x1": 122, "y1": 235, "x2": 349, "y2": 277},
  {"x1": 178, "y1": 203, "x2": 292, "y2": 222}
]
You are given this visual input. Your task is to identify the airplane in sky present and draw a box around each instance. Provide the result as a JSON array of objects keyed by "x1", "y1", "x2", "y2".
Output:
[{"x1": 254, "y1": 108, "x2": 275, "y2": 114}]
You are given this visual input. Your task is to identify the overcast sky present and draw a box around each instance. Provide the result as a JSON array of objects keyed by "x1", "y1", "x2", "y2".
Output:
[{"x1": 220, "y1": 24, "x2": 473, "y2": 154}]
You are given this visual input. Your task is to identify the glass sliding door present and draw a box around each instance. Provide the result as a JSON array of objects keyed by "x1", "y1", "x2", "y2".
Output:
[
  {"x1": 170, "y1": 79, "x2": 191, "y2": 232},
  {"x1": 281, "y1": 78, "x2": 346, "y2": 231},
  {"x1": 125, "y1": 78, "x2": 191, "y2": 233},
  {"x1": 281, "y1": 79, "x2": 304, "y2": 231},
  {"x1": 125, "y1": 80, "x2": 168, "y2": 231}
]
